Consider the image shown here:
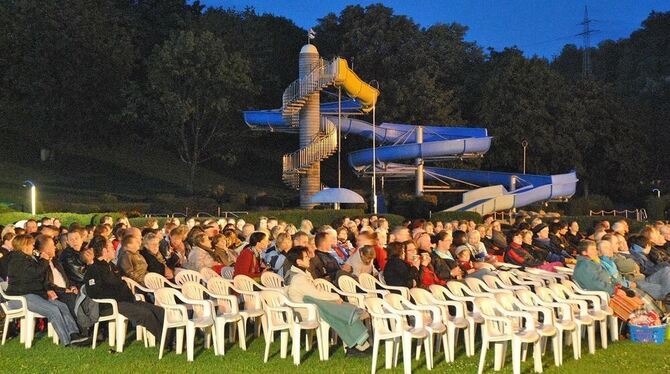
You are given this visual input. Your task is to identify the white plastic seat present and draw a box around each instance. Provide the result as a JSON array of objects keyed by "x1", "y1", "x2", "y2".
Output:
[
  {"x1": 206, "y1": 277, "x2": 248, "y2": 351},
  {"x1": 360, "y1": 273, "x2": 410, "y2": 299},
  {"x1": 476, "y1": 297, "x2": 540, "y2": 374},
  {"x1": 550, "y1": 282, "x2": 609, "y2": 350},
  {"x1": 0, "y1": 282, "x2": 58, "y2": 348},
  {"x1": 495, "y1": 293, "x2": 554, "y2": 372},
  {"x1": 200, "y1": 267, "x2": 222, "y2": 282},
  {"x1": 261, "y1": 272, "x2": 286, "y2": 289},
  {"x1": 498, "y1": 271, "x2": 544, "y2": 289},
  {"x1": 429, "y1": 284, "x2": 477, "y2": 357},
  {"x1": 154, "y1": 287, "x2": 217, "y2": 361},
  {"x1": 231, "y1": 275, "x2": 266, "y2": 340},
  {"x1": 121, "y1": 276, "x2": 153, "y2": 344},
  {"x1": 259, "y1": 290, "x2": 325, "y2": 365},
  {"x1": 537, "y1": 286, "x2": 594, "y2": 358},
  {"x1": 338, "y1": 275, "x2": 386, "y2": 308},
  {"x1": 465, "y1": 277, "x2": 514, "y2": 295},
  {"x1": 516, "y1": 288, "x2": 577, "y2": 365},
  {"x1": 174, "y1": 269, "x2": 204, "y2": 286},
  {"x1": 144, "y1": 272, "x2": 181, "y2": 290},
  {"x1": 385, "y1": 292, "x2": 444, "y2": 370},
  {"x1": 561, "y1": 279, "x2": 617, "y2": 343},
  {"x1": 483, "y1": 274, "x2": 529, "y2": 291},
  {"x1": 366, "y1": 297, "x2": 428, "y2": 374},
  {"x1": 182, "y1": 281, "x2": 241, "y2": 356},
  {"x1": 411, "y1": 287, "x2": 468, "y2": 362}
]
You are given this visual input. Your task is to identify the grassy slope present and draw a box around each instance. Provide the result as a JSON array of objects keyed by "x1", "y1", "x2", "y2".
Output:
[
  {"x1": 0, "y1": 131, "x2": 292, "y2": 211},
  {"x1": 0, "y1": 330, "x2": 669, "y2": 373}
]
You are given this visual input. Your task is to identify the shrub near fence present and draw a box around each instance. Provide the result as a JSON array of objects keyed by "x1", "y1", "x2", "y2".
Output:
[
  {"x1": 0, "y1": 212, "x2": 122, "y2": 226},
  {"x1": 429, "y1": 211, "x2": 482, "y2": 224},
  {"x1": 542, "y1": 215, "x2": 647, "y2": 233}
]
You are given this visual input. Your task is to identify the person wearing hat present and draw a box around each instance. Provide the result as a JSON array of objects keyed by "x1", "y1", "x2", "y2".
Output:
[{"x1": 532, "y1": 223, "x2": 574, "y2": 265}]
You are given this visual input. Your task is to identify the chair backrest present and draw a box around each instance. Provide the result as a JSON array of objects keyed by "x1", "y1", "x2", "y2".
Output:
[
  {"x1": 154, "y1": 287, "x2": 187, "y2": 323},
  {"x1": 200, "y1": 267, "x2": 221, "y2": 281},
  {"x1": 259, "y1": 290, "x2": 290, "y2": 326},
  {"x1": 358, "y1": 273, "x2": 378, "y2": 291},
  {"x1": 180, "y1": 281, "x2": 211, "y2": 318},
  {"x1": 535, "y1": 286, "x2": 556, "y2": 302},
  {"x1": 383, "y1": 293, "x2": 406, "y2": 310},
  {"x1": 409, "y1": 287, "x2": 434, "y2": 306},
  {"x1": 313, "y1": 278, "x2": 334, "y2": 293},
  {"x1": 175, "y1": 269, "x2": 204, "y2": 286},
  {"x1": 465, "y1": 277, "x2": 496, "y2": 294},
  {"x1": 446, "y1": 281, "x2": 470, "y2": 297},
  {"x1": 515, "y1": 289, "x2": 538, "y2": 306},
  {"x1": 260, "y1": 272, "x2": 284, "y2": 289},
  {"x1": 220, "y1": 266, "x2": 235, "y2": 280},
  {"x1": 234, "y1": 274, "x2": 261, "y2": 292},
  {"x1": 144, "y1": 272, "x2": 169, "y2": 290},
  {"x1": 494, "y1": 293, "x2": 519, "y2": 311},
  {"x1": 561, "y1": 279, "x2": 579, "y2": 290},
  {"x1": 548, "y1": 283, "x2": 571, "y2": 299},
  {"x1": 475, "y1": 297, "x2": 507, "y2": 337},
  {"x1": 338, "y1": 275, "x2": 361, "y2": 294},
  {"x1": 207, "y1": 277, "x2": 234, "y2": 296}
]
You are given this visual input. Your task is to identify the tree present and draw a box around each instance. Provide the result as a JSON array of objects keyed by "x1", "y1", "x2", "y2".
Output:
[{"x1": 141, "y1": 30, "x2": 256, "y2": 193}]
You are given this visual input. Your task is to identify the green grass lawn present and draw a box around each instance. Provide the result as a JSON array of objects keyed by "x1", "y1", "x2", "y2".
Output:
[{"x1": 1, "y1": 329, "x2": 669, "y2": 373}]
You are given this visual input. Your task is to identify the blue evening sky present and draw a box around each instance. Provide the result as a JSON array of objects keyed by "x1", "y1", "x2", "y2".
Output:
[{"x1": 199, "y1": 0, "x2": 670, "y2": 58}]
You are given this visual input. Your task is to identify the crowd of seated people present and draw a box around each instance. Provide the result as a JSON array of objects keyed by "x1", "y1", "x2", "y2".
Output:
[{"x1": 3, "y1": 212, "x2": 670, "y2": 357}]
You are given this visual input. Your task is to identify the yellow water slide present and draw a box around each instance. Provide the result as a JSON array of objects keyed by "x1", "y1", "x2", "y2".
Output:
[{"x1": 333, "y1": 58, "x2": 379, "y2": 112}]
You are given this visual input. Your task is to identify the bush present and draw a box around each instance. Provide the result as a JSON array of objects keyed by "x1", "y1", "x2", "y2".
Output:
[
  {"x1": 430, "y1": 211, "x2": 482, "y2": 224},
  {"x1": 542, "y1": 215, "x2": 647, "y2": 233},
  {"x1": 566, "y1": 194, "x2": 614, "y2": 216},
  {"x1": 0, "y1": 212, "x2": 121, "y2": 226},
  {"x1": 644, "y1": 195, "x2": 669, "y2": 221},
  {"x1": 391, "y1": 194, "x2": 438, "y2": 219}
]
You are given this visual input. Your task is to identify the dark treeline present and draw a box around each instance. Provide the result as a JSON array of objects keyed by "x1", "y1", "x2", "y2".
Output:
[{"x1": 1, "y1": 2, "x2": 668, "y2": 204}]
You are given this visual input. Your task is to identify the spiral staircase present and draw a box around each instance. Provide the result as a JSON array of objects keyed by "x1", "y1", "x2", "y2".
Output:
[{"x1": 280, "y1": 59, "x2": 340, "y2": 189}]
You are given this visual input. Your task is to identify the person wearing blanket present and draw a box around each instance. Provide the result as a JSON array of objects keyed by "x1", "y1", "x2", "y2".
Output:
[{"x1": 285, "y1": 246, "x2": 371, "y2": 356}]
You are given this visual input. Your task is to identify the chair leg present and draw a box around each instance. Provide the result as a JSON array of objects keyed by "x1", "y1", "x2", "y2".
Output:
[
  {"x1": 446, "y1": 325, "x2": 456, "y2": 362},
  {"x1": 415, "y1": 339, "x2": 422, "y2": 361},
  {"x1": 424, "y1": 337, "x2": 433, "y2": 370},
  {"x1": 402, "y1": 335, "x2": 412, "y2": 374},
  {"x1": 2, "y1": 317, "x2": 10, "y2": 345},
  {"x1": 609, "y1": 316, "x2": 619, "y2": 342},
  {"x1": 292, "y1": 327, "x2": 301, "y2": 366},
  {"x1": 237, "y1": 320, "x2": 247, "y2": 350},
  {"x1": 477, "y1": 340, "x2": 488, "y2": 374},
  {"x1": 599, "y1": 320, "x2": 608, "y2": 349},
  {"x1": 321, "y1": 325, "x2": 330, "y2": 360},
  {"x1": 116, "y1": 319, "x2": 127, "y2": 353},
  {"x1": 371, "y1": 337, "x2": 380, "y2": 374},
  {"x1": 186, "y1": 325, "x2": 195, "y2": 362},
  {"x1": 552, "y1": 334, "x2": 561, "y2": 367},
  {"x1": 216, "y1": 321, "x2": 226, "y2": 356},
  {"x1": 280, "y1": 330, "x2": 289, "y2": 359},
  {"x1": 512, "y1": 339, "x2": 522, "y2": 374},
  {"x1": 384, "y1": 339, "x2": 394, "y2": 369},
  {"x1": 175, "y1": 328, "x2": 184, "y2": 355},
  {"x1": 92, "y1": 322, "x2": 99, "y2": 349},
  {"x1": 24, "y1": 317, "x2": 34, "y2": 349},
  {"x1": 533, "y1": 340, "x2": 543, "y2": 373},
  {"x1": 587, "y1": 325, "x2": 596, "y2": 354},
  {"x1": 263, "y1": 327, "x2": 271, "y2": 363},
  {"x1": 158, "y1": 325, "x2": 168, "y2": 360},
  {"x1": 572, "y1": 327, "x2": 581, "y2": 360},
  {"x1": 315, "y1": 327, "x2": 324, "y2": 361},
  {"x1": 108, "y1": 321, "x2": 116, "y2": 348}
]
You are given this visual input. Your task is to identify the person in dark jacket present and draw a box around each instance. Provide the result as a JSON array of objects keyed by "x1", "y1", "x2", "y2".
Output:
[
  {"x1": 430, "y1": 231, "x2": 462, "y2": 281},
  {"x1": 0, "y1": 231, "x2": 15, "y2": 280},
  {"x1": 59, "y1": 230, "x2": 92, "y2": 288},
  {"x1": 139, "y1": 232, "x2": 174, "y2": 280},
  {"x1": 308, "y1": 232, "x2": 341, "y2": 282},
  {"x1": 383, "y1": 242, "x2": 417, "y2": 288},
  {"x1": 5, "y1": 234, "x2": 84, "y2": 346},
  {"x1": 533, "y1": 224, "x2": 574, "y2": 264},
  {"x1": 84, "y1": 235, "x2": 165, "y2": 343},
  {"x1": 505, "y1": 229, "x2": 544, "y2": 267}
]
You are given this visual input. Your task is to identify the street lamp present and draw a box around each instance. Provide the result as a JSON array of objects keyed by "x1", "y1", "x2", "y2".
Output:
[
  {"x1": 521, "y1": 139, "x2": 528, "y2": 174},
  {"x1": 22, "y1": 180, "x2": 36, "y2": 216},
  {"x1": 652, "y1": 188, "x2": 661, "y2": 198}
]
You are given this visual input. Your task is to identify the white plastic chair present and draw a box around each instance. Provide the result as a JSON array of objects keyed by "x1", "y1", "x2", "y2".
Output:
[
  {"x1": 144, "y1": 272, "x2": 181, "y2": 290},
  {"x1": 550, "y1": 282, "x2": 608, "y2": 350},
  {"x1": 230, "y1": 275, "x2": 266, "y2": 340},
  {"x1": 561, "y1": 279, "x2": 617, "y2": 343},
  {"x1": 174, "y1": 269, "x2": 204, "y2": 286},
  {"x1": 537, "y1": 286, "x2": 594, "y2": 358},
  {"x1": 220, "y1": 266, "x2": 235, "y2": 280},
  {"x1": 82, "y1": 285, "x2": 136, "y2": 352},
  {"x1": 0, "y1": 283, "x2": 58, "y2": 348},
  {"x1": 259, "y1": 290, "x2": 325, "y2": 365},
  {"x1": 258, "y1": 290, "x2": 291, "y2": 363},
  {"x1": 498, "y1": 271, "x2": 544, "y2": 289},
  {"x1": 121, "y1": 276, "x2": 153, "y2": 344},
  {"x1": 365, "y1": 297, "x2": 403, "y2": 374},
  {"x1": 475, "y1": 297, "x2": 540, "y2": 374},
  {"x1": 495, "y1": 293, "x2": 554, "y2": 372},
  {"x1": 516, "y1": 289, "x2": 577, "y2": 365},
  {"x1": 206, "y1": 277, "x2": 248, "y2": 351},
  {"x1": 483, "y1": 274, "x2": 529, "y2": 291},
  {"x1": 200, "y1": 267, "x2": 222, "y2": 282},
  {"x1": 154, "y1": 287, "x2": 217, "y2": 361},
  {"x1": 429, "y1": 284, "x2": 477, "y2": 357},
  {"x1": 385, "y1": 292, "x2": 443, "y2": 370},
  {"x1": 261, "y1": 272, "x2": 286, "y2": 289},
  {"x1": 410, "y1": 287, "x2": 468, "y2": 362},
  {"x1": 338, "y1": 275, "x2": 386, "y2": 308},
  {"x1": 465, "y1": 277, "x2": 514, "y2": 295},
  {"x1": 360, "y1": 273, "x2": 410, "y2": 299}
]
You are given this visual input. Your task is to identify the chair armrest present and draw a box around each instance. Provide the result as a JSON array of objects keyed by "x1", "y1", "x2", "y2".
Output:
[
  {"x1": 1, "y1": 293, "x2": 28, "y2": 310},
  {"x1": 266, "y1": 305, "x2": 293, "y2": 321},
  {"x1": 569, "y1": 293, "x2": 601, "y2": 309},
  {"x1": 369, "y1": 310, "x2": 402, "y2": 325},
  {"x1": 91, "y1": 298, "x2": 120, "y2": 316},
  {"x1": 433, "y1": 298, "x2": 466, "y2": 318},
  {"x1": 158, "y1": 303, "x2": 189, "y2": 316},
  {"x1": 285, "y1": 300, "x2": 318, "y2": 320},
  {"x1": 537, "y1": 300, "x2": 572, "y2": 320}
]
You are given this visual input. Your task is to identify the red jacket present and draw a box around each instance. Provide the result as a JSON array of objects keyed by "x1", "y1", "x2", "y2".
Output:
[
  {"x1": 374, "y1": 245, "x2": 388, "y2": 271},
  {"x1": 420, "y1": 266, "x2": 446, "y2": 288},
  {"x1": 234, "y1": 246, "x2": 262, "y2": 279}
]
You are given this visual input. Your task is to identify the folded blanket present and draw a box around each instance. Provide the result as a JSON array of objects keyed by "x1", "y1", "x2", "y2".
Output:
[{"x1": 303, "y1": 295, "x2": 369, "y2": 347}]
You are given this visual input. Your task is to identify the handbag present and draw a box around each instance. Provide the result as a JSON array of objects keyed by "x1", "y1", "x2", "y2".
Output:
[{"x1": 610, "y1": 285, "x2": 645, "y2": 320}]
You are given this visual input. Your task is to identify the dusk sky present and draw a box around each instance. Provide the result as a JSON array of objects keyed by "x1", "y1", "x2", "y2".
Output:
[{"x1": 201, "y1": 0, "x2": 670, "y2": 58}]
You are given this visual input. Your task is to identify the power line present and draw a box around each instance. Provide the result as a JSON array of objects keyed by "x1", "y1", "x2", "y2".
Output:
[{"x1": 577, "y1": 5, "x2": 598, "y2": 79}]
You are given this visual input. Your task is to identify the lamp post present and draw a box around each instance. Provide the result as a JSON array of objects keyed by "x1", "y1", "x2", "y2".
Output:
[
  {"x1": 521, "y1": 139, "x2": 528, "y2": 174},
  {"x1": 369, "y1": 80, "x2": 380, "y2": 214},
  {"x1": 22, "y1": 180, "x2": 36, "y2": 216},
  {"x1": 652, "y1": 188, "x2": 661, "y2": 198}
]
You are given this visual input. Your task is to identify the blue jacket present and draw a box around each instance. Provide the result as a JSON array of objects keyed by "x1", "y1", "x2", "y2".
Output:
[
  {"x1": 599, "y1": 256, "x2": 630, "y2": 288},
  {"x1": 573, "y1": 256, "x2": 615, "y2": 295},
  {"x1": 629, "y1": 244, "x2": 670, "y2": 276}
]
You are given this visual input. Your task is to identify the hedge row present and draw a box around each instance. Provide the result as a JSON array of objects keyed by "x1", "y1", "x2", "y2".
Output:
[
  {"x1": 429, "y1": 211, "x2": 482, "y2": 224},
  {"x1": 0, "y1": 212, "x2": 123, "y2": 227},
  {"x1": 541, "y1": 215, "x2": 648, "y2": 233}
]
